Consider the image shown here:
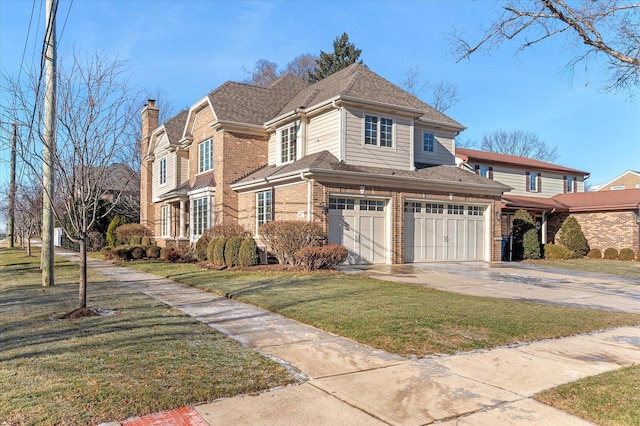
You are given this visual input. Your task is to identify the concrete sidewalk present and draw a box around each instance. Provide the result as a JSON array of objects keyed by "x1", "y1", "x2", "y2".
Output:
[{"x1": 61, "y1": 252, "x2": 640, "y2": 425}]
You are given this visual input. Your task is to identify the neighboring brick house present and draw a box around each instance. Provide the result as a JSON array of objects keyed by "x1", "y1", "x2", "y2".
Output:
[
  {"x1": 593, "y1": 170, "x2": 640, "y2": 191},
  {"x1": 455, "y1": 148, "x2": 640, "y2": 254},
  {"x1": 231, "y1": 64, "x2": 508, "y2": 264}
]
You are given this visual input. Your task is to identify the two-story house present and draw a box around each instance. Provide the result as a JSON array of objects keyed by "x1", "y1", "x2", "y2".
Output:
[
  {"x1": 593, "y1": 170, "x2": 640, "y2": 191},
  {"x1": 231, "y1": 64, "x2": 509, "y2": 264}
]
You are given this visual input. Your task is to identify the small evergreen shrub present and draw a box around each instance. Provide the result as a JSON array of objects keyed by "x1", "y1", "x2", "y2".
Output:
[
  {"x1": 206, "y1": 238, "x2": 220, "y2": 263},
  {"x1": 106, "y1": 215, "x2": 127, "y2": 246},
  {"x1": 213, "y1": 238, "x2": 227, "y2": 267},
  {"x1": 238, "y1": 237, "x2": 260, "y2": 267},
  {"x1": 511, "y1": 209, "x2": 535, "y2": 261},
  {"x1": 619, "y1": 248, "x2": 635, "y2": 261},
  {"x1": 557, "y1": 216, "x2": 589, "y2": 258},
  {"x1": 522, "y1": 228, "x2": 541, "y2": 260},
  {"x1": 130, "y1": 245, "x2": 146, "y2": 260},
  {"x1": 101, "y1": 246, "x2": 114, "y2": 260},
  {"x1": 543, "y1": 244, "x2": 575, "y2": 260},
  {"x1": 116, "y1": 224, "x2": 150, "y2": 245},
  {"x1": 129, "y1": 235, "x2": 142, "y2": 245},
  {"x1": 259, "y1": 221, "x2": 325, "y2": 265},
  {"x1": 146, "y1": 245, "x2": 161, "y2": 259},
  {"x1": 141, "y1": 236, "x2": 151, "y2": 247},
  {"x1": 195, "y1": 234, "x2": 211, "y2": 261},
  {"x1": 296, "y1": 244, "x2": 349, "y2": 271},
  {"x1": 224, "y1": 236, "x2": 243, "y2": 267},
  {"x1": 603, "y1": 248, "x2": 619, "y2": 260},
  {"x1": 163, "y1": 247, "x2": 181, "y2": 262},
  {"x1": 111, "y1": 245, "x2": 131, "y2": 262},
  {"x1": 587, "y1": 248, "x2": 602, "y2": 259}
]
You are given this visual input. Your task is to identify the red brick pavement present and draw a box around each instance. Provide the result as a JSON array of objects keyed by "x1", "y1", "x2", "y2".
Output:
[{"x1": 121, "y1": 406, "x2": 209, "y2": 426}]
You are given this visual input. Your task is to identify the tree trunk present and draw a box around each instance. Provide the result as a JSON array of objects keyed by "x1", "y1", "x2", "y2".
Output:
[
  {"x1": 78, "y1": 236, "x2": 87, "y2": 309},
  {"x1": 26, "y1": 236, "x2": 32, "y2": 257}
]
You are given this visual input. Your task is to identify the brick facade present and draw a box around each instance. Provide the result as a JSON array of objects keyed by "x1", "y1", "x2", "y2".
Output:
[{"x1": 140, "y1": 101, "x2": 159, "y2": 232}]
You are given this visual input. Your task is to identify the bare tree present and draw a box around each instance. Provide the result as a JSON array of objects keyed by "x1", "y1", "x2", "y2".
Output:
[
  {"x1": 245, "y1": 55, "x2": 318, "y2": 87},
  {"x1": 246, "y1": 59, "x2": 280, "y2": 87},
  {"x1": 4, "y1": 50, "x2": 139, "y2": 310},
  {"x1": 480, "y1": 129, "x2": 559, "y2": 162},
  {"x1": 401, "y1": 65, "x2": 461, "y2": 112},
  {"x1": 453, "y1": 0, "x2": 640, "y2": 93},
  {"x1": 13, "y1": 180, "x2": 43, "y2": 257},
  {"x1": 285, "y1": 54, "x2": 319, "y2": 81}
]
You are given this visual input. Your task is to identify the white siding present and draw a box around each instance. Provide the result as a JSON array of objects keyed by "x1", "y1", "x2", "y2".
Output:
[
  {"x1": 267, "y1": 132, "x2": 277, "y2": 165},
  {"x1": 306, "y1": 108, "x2": 340, "y2": 158},
  {"x1": 489, "y1": 165, "x2": 580, "y2": 197},
  {"x1": 414, "y1": 127, "x2": 456, "y2": 166},
  {"x1": 152, "y1": 133, "x2": 175, "y2": 201},
  {"x1": 344, "y1": 107, "x2": 412, "y2": 170}
]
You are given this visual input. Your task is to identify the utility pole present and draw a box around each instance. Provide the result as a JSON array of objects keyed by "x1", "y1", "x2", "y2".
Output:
[
  {"x1": 41, "y1": 0, "x2": 56, "y2": 286},
  {"x1": 8, "y1": 122, "x2": 17, "y2": 248}
]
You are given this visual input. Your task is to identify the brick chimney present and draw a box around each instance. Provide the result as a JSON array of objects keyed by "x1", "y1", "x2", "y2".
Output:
[{"x1": 140, "y1": 99, "x2": 159, "y2": 230}]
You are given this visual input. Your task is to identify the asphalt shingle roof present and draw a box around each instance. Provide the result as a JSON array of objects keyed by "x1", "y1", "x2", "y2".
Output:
[{"x1": 163, "y1": 110, "x2": 188, "y2": 146}]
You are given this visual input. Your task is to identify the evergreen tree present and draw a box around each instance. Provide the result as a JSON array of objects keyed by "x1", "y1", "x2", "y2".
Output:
[
  {"x1": 511, "y1": 209, "x2": 535, "y2": 261},
  {"x1": 308, "y1": 32, "x2": 363, "y2": 83},
  {"x1": 557, "y1": 216, "x2": 589, "y2": 258}
]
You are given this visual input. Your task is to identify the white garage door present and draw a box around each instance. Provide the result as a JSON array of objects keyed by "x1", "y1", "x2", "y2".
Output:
[
  {"x1": 404, "y1": 202, "x2": 486, "y2": 262},
  {"x1": 328, "y1": 197, "x2": 387, "y2": 264}
]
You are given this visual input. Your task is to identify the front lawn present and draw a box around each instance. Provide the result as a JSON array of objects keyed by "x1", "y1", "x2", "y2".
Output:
[
  {"x1": 528, "y1": 258, "x2": 640, "y2": 278},
  {"x1": 0, "y1": 248, "x2": 296, "y2": 425},
  {"x1": 125, "y1": 260, "x2": 640, "y2": 357}
]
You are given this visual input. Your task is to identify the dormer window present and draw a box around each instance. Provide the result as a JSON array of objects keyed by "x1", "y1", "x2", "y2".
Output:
[
  {"x1": 279, "y1": 125, "x2": 297, "y2": 164},
  {"x1": 422, "y1": 132, "x2": 435, "y2": 153},
  {"x1": 364, "y1": 115, "x2": 393, "y2": 148},
  {"x1": 198, "y1": 139, "x2": 213, "y2": 173}
]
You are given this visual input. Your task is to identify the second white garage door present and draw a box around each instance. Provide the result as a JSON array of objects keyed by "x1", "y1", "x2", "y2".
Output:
[
  {"x1": 404, "y1": 201, "x2": 486, "y2": 262},
  {"x1": 328, "y1": 197, "x2": 387, "y2": 264}
]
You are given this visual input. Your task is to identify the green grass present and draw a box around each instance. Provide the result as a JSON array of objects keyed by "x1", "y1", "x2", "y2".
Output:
[
  {"x1": 536, "y1": 365, "x2": 640, "y2": 425},
  {"x1": 528, "y1": 258, "x2": 640, "y2": 278},
  {"x1": 125, "y1": 261, "x2": 640, "y2": 357},
  {"x1": 0, "y1": 247, "x2": 296, "y2": 425}
]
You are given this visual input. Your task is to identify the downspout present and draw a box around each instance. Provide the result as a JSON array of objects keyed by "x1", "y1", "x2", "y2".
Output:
[{"x1": 300, "y1": 172, "x2": 313, "y2": 222}]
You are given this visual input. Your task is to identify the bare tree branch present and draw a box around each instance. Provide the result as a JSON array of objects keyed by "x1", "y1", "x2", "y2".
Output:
[{"x1": 480, "y1": 129, "x2": 559, "y2": 162}]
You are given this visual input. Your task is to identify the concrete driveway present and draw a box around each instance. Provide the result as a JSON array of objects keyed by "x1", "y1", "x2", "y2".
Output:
[{"x1": 346, "y1": 262, "x2": 640, "y2": 313}]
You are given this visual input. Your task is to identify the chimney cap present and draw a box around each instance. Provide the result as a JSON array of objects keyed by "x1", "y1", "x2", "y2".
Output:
[{"x1": 147, "y1": 99, "x2": 156, "y2": 107}]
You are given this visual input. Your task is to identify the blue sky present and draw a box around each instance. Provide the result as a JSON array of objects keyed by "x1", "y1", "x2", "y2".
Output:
[{"x1": 1, "y1": 0, "x2": 638, "y2": 223}]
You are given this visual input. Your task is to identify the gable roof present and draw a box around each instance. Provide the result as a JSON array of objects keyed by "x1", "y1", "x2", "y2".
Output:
[
  {"x1": 456, "y1": 147, "x2": 589, "y2": 176},
  {"x1": 594, "y1": 170, "x2": 640, "y2": 191},
  {"x1": 276, "y1": 63, "x2": 463, "y2": 129},
  {"x1": 164, "y1": 110, "x2": 188, "y2": 146},
  {"x1": 207, "y1": 73, "x2": 308, "y2": 125}
]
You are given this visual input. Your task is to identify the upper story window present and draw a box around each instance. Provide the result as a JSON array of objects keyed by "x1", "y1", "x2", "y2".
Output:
[
  {"x1": 364, "y1": 114, "x2": 393, "y2": 148},
  {"x1": 422, "y1": 132, "x2": 435, "y2": 153},
  {"x1": 566, "y1": 176, "x2": 575, "y2": 193},
  {"x1": 474, "y1": 165, "x2": 493, "y2": 179},
  {"x1": 159, "y1": 157, "x2": 167, "y2": 186},
  {"x1": 198, "y1": 139, "x2": 213, "y2": 173},
  {"x1": 257, "y1": 190, "x2": 272, "y2": 228},
  {"x1": 279, "y1": 125, "x2": 297, "y2": 164},
  {"x1": 527, "y1": 171, "x2": 541, "y2": 193}
]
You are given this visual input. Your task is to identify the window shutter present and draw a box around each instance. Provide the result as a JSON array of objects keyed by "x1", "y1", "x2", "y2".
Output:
[
  {"x1": 488, "y1": 166, "x2": 494, "y2": 179},
  {"x1": 537, "y1": 173, "x2": 542, "y2": 193},
  {"x1": 474, "y1": 164, "x2": 480, "y2": 174},
  {"x1": 526, "y1": 171, "x2": 530, "y2": 192},
  {"x1": 563, "y1": 176, "x2": 567, "y2": 193}
]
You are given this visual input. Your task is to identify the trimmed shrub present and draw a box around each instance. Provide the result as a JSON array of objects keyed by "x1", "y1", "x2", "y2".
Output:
[
  {"x1": 129, "y1": 235, "x2": 142, "y2": 245},
  {"x1": 106, "y1": 215, "x2": 126, "y2": 246},
  {"x1": 207, "y1": 223, "x2": 250, "y2": 239},
  {"x1": 206, "y1": 238, "x2": 220, "y2": 263},
  {"x1": 146, "y1": 245, "x2": 161, "y2": 259},
  {"x1": 101, "y1": 246, "x2": 114, "y2": 260},
  {"x1": 130, "y1": 245, "x2": 146, "y2": 260},
  {"x1": 239, "y1": 237, "x2": 260, "y2": 267},
  {"x1": 195, "y1": 234, "x2": 211, "y2": 261},
  {"x1": 543, "y1": 244, "x2": 575, "y2": 260},
  {"x1": 224, "y1": 236, "x2": 243, "y2": 267},
  {"x1": 511, "y1": 209, "x2": 535, "y2": 261},
  {"x1": 557, "y1": 216, "x2": 589, "y2": 258},
  {"x1": 603, "y1": 248, "x2": 619, "y2": 260},
  {"x1": 141, "y1": 236, "x2": 151, "y2": 247},
  {"x1": 522, "y1": 228, "x2": 541, "y2": 260},
  {"x1": 259, "y1": 221, "x2": 325, "y2": 265},
  {"x1": 212, "y1": 238, "x2": 227, "y2": 267},
  {"x1": 87, "y1": 231, "x2": 105, "y2": 251},
  {"x1": 111, "y1": 245, "x2": 131, "y2": 262},
  {"x1": 296, "y1": 244, "x2": 349, "y2": 271},
  {"x1": 619, "y1": 248, "x2": 635, "y2": 261},
  {"x1": 587, "y1": 248, "x2": 602, "y2": 259},
  {"x1": 163, "y1": 247, "x2": 181, "y2": 262},
  {"x1": 116, "y1": 224, "x2": 150, "y2": 245}
]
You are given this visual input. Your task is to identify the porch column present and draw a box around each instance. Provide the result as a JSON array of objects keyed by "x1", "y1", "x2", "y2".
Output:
[
  {"x1": 179, "y1": 200, "x2": 186, "y2": 238},
  {"x1": 541, "y1": 211, "x2": 547, "y2": 244}
]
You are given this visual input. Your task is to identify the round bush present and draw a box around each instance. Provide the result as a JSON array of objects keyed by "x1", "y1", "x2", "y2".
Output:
[
  {"x1": 195, "y1": 234, "x2": 211, "y2": 261},
  {"x1": 141, "y1": 236, "x2": 151, "y2": 247},
  {"x1": 129, "y1": 235, "x2": 142, "y2": 246},
  {"x1": 239, "y1": 237, "x2": 260, "y2": 267},
  {"x1": 543, "y1": 244, "x2": 575, "y2": 260},
  {"x1": 603, "y1": 248, "x2": 619, "y2": 260},
  {"x1": 224, "y1": 236, "x2": 243, "y2": 267},
  {"x1": 619, "y1": 248, "x2": 635, "y2": 261},
  {"x1": 206, "y1": 238, "x2": 220, "y2": 263},
  {"x1": 130, "y1": 245, "x2": 146, "y2": 260},
  {"x1": 587, "y1": 248, "x2": 602, "y2": 259},
  {"x1": 111, "y1": 245, "x2": 131, "y2": 262},
  {"x1": 213, "y1": 238, "x2": 227, "y2": 267},
  {"x1": 146, "y1": 245, "x2": 161, "y2": 259},
  {"x1": 163, "y1": 248, "x2": 181, "y2": 262},
  {"x1": 101, "y1": 246, "x2": 114, "y2": 260}
]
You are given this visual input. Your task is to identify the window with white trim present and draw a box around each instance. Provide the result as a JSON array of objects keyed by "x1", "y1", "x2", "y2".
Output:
[
  {"x1": 329, "y1": 198, "x2": 355, "y2": 210},
  {"x1": 161, "y1": 205, "x2": 171, "y2": 237},
  {"x1": 404, "y1": 202, "x2": 422, "y2": 213},
  {"x1": 448, "y1": 204, "x2": 465, "y2": 215},
  {"x1": 566, "y1": 176, "x2": 575, "y2": 193},
  {"x1": 527, "y1": 171, "x2": 540, "y2": 192},
  {"x1": 257, "y1": 190, "x2": 272, "y2": 228},
  {"x1": 198, "y1": 139, "x2": 213, "y2": 173},
  {"x1": 422, "y1": 132, "x2": 435, "y2": 153},
  {"x1": 467, "y1": 206, "x2": 484, "y2": 216},
  {"x1": 279, "y1": 125, "x2": 297, "y2": 163},
  {"x1": 360, "y1": 199, "x2": 384, "y2": 211},
  {"x1": 159, "y1": 157, "x2": 167, "y2": 186},
  {"x1": 425, "y1": 203, "x2": 444, "y2": 214},
  {"x1": 191, "y1": 196, "x2": 209, "y2": 238},
  {"x1": 611, "y1": 185, "x2": 625, "y2": 190},
  {"x1": 364, "y1": 114, "x2": 393, "y2": 148}
]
